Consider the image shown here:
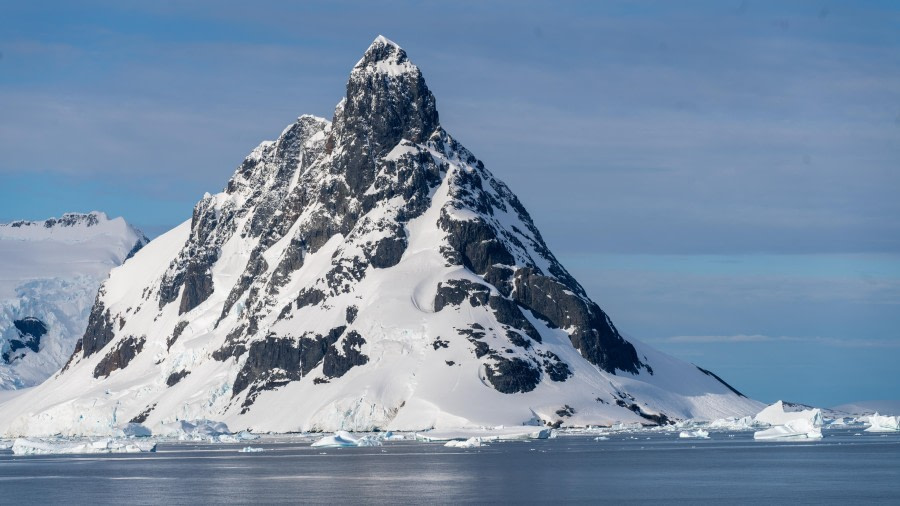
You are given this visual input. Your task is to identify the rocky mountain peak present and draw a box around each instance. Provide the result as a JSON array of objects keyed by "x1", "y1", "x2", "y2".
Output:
[
  {"x1": 353, "y1": 35, "x2": 410, "y2": 72},
  {"x1": 331, "y1": 37, "x2": 439, "y2": 193},
  {"x1": 0, "y1": 38, "x2": 762, "y2": 436}
]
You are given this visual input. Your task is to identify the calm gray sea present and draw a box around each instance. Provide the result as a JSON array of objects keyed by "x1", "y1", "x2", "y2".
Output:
[{"x1": 1, "y1": 429, "x2": 898, "y2": 504}]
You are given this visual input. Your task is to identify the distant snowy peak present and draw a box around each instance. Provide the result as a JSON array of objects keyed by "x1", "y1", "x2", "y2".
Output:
[
  {"x1": 0, "y1": 211, "x2": 148, "y2": 248},
  {"x1": 0, "y1": 211, "x2": 148, "y2": 389},
  {"x1": 0, "y1": 37, "x2": 761, "y2": 436}
]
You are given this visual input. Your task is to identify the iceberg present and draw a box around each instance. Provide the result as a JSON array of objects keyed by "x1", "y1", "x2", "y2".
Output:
[
  {"x1": 239, "y1": 446, "x2": 264, "y2": 453},
  {"x1": 444, "y1": 437, "x2": 482, "y2": 448},
  {"x1": 12, "y1": 438, "x2": 157, "y2": 455},
  {"x1": 753, "y1": 419, "x2": 823, "y2": 441},
  {"x1": 679, "y1": 429, "x2": 710, "y2": 439},
  {"x1": 310, "y1": 431, "x2": 382, "y2": 448},
  {"x1": 865, "y1": 414, "x2": 900, "y2": 432},
  {"x1": 754, "y1": 401, "x2": 823, "y2": 427}
]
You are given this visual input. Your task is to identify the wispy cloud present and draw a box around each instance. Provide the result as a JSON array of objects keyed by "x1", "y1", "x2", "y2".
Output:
[{"x1": 650, "y1": 334, "x2": 900, "y2": 348}]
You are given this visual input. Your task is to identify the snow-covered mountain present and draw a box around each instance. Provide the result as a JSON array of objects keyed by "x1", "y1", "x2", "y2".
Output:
[
  {"x1": 0, "y1": 37, "x2": 761, "y2": 436},
  {"x1": 0, "y1": 211, "x2": 147, "y2": 389}
]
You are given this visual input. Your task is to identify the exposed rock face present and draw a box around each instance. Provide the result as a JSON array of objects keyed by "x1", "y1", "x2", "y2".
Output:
[
  {"x1": 485, "y1": 357, "x2": 541, "y2": 394},
  {"x1": 79, "y1": 295, "x2": 116, "y2": 359},
  {"x1": 2, "y1": 37, "x2": 764, "y2": 436},
  {"x1": 233, "y1": 326, "x2": 347, "y2": 402},
  {"x1": 93, "y1": 335, "x2": 145, "y2": 379}
]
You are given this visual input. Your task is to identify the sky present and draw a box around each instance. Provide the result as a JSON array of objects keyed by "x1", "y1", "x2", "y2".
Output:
[{"x1": 1, "y1": 1, "x2": 898, "y2": 407}]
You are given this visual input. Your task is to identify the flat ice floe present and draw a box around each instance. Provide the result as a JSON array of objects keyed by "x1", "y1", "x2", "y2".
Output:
[
  {"x1": 865, "y1": 414, "x2": 900, "y2": 432},
  {"x1": 753, "y1": 419, "x2": 823, "y2": 441},
  {"x1": 415, "y1": 427, "x2": 551, "y2": 442},
  {"x1": 12, "y1": 437, "x2": 157, "y2": 455}
]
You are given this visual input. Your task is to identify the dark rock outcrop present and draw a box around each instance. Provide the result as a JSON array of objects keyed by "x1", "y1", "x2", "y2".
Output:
[
  {"x1": 485, "y1": 357, "x2": 541, "y2": 393},
  {"x1": 167, "y1": 321, "x2": 189, "y2": 350},
  {"x1": 540, "y1": 351, "x2": 572, "y2": 382},
  {"x1": 2, "y1": 317, "x2": 48, "y2": 363},
  {"x1": 433, "y1": 279, "x2": 490, "y2": 312},
  {"x1": 488, "y1": 296, "x2": 542, "y2": 343},
  {"x1": 512, "y1": 268, "x2": 643, "y2": 375},
  {"x1": 323, "y1": 331, "x2": 369, "y2": 378},
  {"x1": 232, "y1": 326, "x2": 347, "y2": 408},
  {"x1": 93, "y1": 335, "x2": 146, "y2": 378},
  {"x1": 80, "y1": 296, "x2": 116, "y2": 358},
  {"x1": 166, "y1": 369, "x2": 190, "y2": 386}
]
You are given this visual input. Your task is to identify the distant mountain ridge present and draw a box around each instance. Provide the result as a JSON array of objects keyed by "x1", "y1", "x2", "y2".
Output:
[
  {"x1": 0, "y1": 211, "x2": 147, "y2": 389},
  {"x1": 0, "y1": 37, "x2": 761, "y2": 436}
]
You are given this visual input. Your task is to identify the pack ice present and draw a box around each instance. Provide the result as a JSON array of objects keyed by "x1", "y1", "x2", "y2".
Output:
[{"x1": 0, "y1": 36, "x2": 762, "y2": 437}]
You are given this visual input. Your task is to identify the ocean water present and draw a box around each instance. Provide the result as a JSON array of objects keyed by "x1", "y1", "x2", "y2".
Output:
[{"x1": 1, "y1": 429, "x2": 898, "y2": 504}]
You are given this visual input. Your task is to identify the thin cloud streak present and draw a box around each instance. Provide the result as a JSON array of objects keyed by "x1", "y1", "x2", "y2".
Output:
[{"x1": 650, "y1": 334, "x2": 900, "y2": 348}]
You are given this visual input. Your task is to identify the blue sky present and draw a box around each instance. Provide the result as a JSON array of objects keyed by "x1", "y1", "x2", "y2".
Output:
[{"x1": 1, "y1": 1, "x2": 898, "y2": 406}]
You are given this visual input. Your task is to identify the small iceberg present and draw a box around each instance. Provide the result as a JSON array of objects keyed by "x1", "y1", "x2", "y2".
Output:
[
  {"x1": 12, "y1": 438, "x2": 157, "y2": 455},
  {"x1": 678, "y1": 429, "x2": 710, "y2": 439},
  {"x1": 311, "y1": 431, "x2": 382, "y2": 448},
  {"x1": 444, "y1": 437, "x2": 482, "y2": 448},
  {"x1": 753, "y1": 419, "x2": 823, "y2": 441},
  {"x1": 239, "y1": 446, "x2": 264, "y2": 453},
  {"x1": 865, "y1": 414, "x2": 900, "y2": 432}
]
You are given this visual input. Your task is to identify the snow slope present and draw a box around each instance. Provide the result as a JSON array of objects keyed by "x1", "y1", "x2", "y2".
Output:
[
  {"x1": 0, "y1": 212, "x2": 147, "y2": 389},
  {"x1": 832, "y1": 400, "x2": 900, "y2": 416},
  {"x1": 0, "y1": 37, "x2": 762, "y2": 437}
]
